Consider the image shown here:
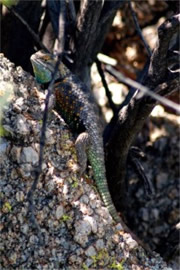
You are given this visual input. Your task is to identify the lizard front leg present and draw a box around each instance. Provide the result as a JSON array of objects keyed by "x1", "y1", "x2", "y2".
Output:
[{"x1": 75, "y1": 132, "x2": 90, "y2": 176}]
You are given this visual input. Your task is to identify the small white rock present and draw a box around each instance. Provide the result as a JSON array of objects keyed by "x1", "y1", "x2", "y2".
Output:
[
  {"x1": 75, "y1": 220, "x2": 92, "y2": 235},
  {"x1": 45, "y1": 128, "x2": 55, "y2": 144},
  {"x1": 29, "y1": 235, "x2": 38, "y2": 244},
  {"x1": 80, "y1": 195, "x2": 89, "y2": 204},
  {"x1": 55, "y1": 205, "x2": 64, "y2": 219},
  {"x1": 16, "y1": 114, "x2": 29, "y2": 135},
  {"x1": 126, "y1": 237, "x2": 138, "y2": 250},
  {"x1": 95, "y1": 239, "x2": 105, "y2": 250},
  {"x1": 62, "y1": 184, "x2": 68, "y2": 195},
  {"x1": 13, "y1": 97, "x2": 24, "y2": 112},
  {"x1": 21, "y1": 224, "x2": 29, "y2": 234},
  {"x1": 84, "y1": 216, "x2": 97, "y2": 233},
  {"x1": 74, "y1": 220, "x2": 92, "y2": 246},
  {"x1": 85, "y1": 246, "x2": 96, "y2": 257},
  {"x1": 16, "y1": 191, "x2": 24, "y2": 202},
  {"x1": 20, "y1": 146, "x2": 39, "y2": 164},
  {"x1": 79, "y1": 203, "x2": 93, "y2": 215}
]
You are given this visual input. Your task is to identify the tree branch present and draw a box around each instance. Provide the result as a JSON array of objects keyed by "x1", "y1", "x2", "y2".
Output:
[
  {"x1": 73, "y1": 0, "x2": 103, "y2": 71},
  {"x1": 99, "y1": 0, "x2": 126, "y2": 25},
  {"x1": 90, "y1": 0, "x2": 126, "y2": 67},
  {"x1": 106, "y1": 14, "x2": 180, "y2": 211},
  {"x1": 129, "y1": 1, "x2": 152, "y2": 57},
  {"x1": 70, "y1": 0, "x2": 126, "y2": 81},
  {"x1": 57, "y1": 0, "x2": 66, "y2": 57},
  {"x1": 96, "y1": 59, "x2": 118, "y2": 115},
  {"x1": 105, "y1": 65, "x2": 180, "y2": 113},
  {"x1": 148, "y1": 14, "x2": 180, "y2": 84},
  {"x1": 66, "y1": 0, "x2": 76, "y2": 26}
]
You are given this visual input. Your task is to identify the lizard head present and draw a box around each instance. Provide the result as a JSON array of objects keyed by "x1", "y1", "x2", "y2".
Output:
[{"x1": 30, "y1": 50, "x2": 68, "y2": 84}]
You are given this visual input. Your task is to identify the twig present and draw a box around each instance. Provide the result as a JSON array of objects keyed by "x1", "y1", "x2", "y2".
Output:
[
  {"x1": 129, "y1": 150, "x2": 155, "y2": 197},
  {"x1": 57, "y1": 0, "x2": 66, "y2": 57},
  {"x1": 103, "y1": 61, "x2": 150, "y2": 144},
  {"x1": 105, "y1": 65, "x2": 180, "y2": 114},
  {"x1": 129, "y1": 1, "x2": 151, "y2": 57},
  {"x1": 99, "y1": 1, "x2": 125, "y2": 25},
  {"x1": 66, "y1": 0, "x2": 76, "y2": 26},
  {"x1": 8, "y1": 6, "x2": 49, "y2": 53},
  {"x1": 28, "y1": 0, "x2": 67, "y2": 242},
  {"x1": 96, "y1": 59, "x2": 117, "y2": 115},
  {"x1": 27, "y1": 58, "x2": 61, "y2": 244}
]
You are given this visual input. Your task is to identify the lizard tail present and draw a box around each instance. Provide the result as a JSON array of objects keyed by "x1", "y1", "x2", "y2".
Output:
[
  {"x1": 87, "y1": 145, "x2": 121, "y2": 223},
  {"x1": 96, "y1": 180, "x2": 121, "y2": 223}
]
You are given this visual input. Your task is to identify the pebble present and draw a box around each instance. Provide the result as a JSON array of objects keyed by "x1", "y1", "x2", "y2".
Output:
[
  {"x1": 140, "y1": 207, "x2": 149, "y2": 221},
  {"x1": 16, "y1": 191, "x2": 24, "y2": 202},
  {"x1": 19, "y1": 163, "x2": 33, "y2": 178},
  {"x1": 45, "y1": 128, "x2": 55, "y2": 145},
  {"x1": 95, "y1": 239, "x2": 105, "y2": 250},
  {"x1": 84, "y1": 216, "x2": 97, "y2": 233},
  {"x1": 55, "y1": 205, "x2": 64, "y2": 219},
  {"x1": 20, "y1": 146, "x2": 39, "y2": 164},
  {"x1": 13, "y1": 97, "x2": 24, "y2": 112},
  {"x1": 151, "y1": 208, "x2": 159, "y2": 220},
  {"x1": 0, "y1": 139, "x2": 8, "y2": 159},
  {"x1": 85, "y1": 246, "x2": 96, "y2": 257},
  {"x1": 156, "y1": 173, "x2": 169, "y2": 189},
  {"x1": 29, "y1": 235, "x2": 39, "y2": 245},
  {"x1": 115, "y1": 223, "x2": 123, "y2": 231},
  {"x1": 10, "y1": 145, "x2": 21, "y2": 162},
  {"x1": 80, "y1": 194, "x2": 89, "y2": 204},
  {"x1": 21, "y1": 224, "x2": 29, "y2": 234},
  {"x1": 126, "y1": 237, "x2": 138, "y2": 250},
  {"x1": 75, "y1": 220, "x2": 92, "y2": 236},
  {"x1": 16, "y1": 114, "x2": 30, "y2": 135}
]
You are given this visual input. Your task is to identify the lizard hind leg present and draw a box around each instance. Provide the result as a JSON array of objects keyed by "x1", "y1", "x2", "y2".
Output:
[{"x1": 75, "y1": 132, "x2": 90, "y2": 176}]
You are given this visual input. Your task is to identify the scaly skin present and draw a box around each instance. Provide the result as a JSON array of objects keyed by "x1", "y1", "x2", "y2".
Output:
[{"x1": 30, "y1": 50, "x2": 121, "y2": 223}]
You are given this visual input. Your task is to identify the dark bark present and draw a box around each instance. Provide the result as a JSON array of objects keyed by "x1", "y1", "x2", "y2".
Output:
[
  {"x1": 69, "y1": 0, "x2": 126, "y2": 82},
  {"x1": 43, "y1": 0, "x2": 126, "y2": 86},
  {"x1": 106, "y1": 14, "x2": 180, "y2": 212}
]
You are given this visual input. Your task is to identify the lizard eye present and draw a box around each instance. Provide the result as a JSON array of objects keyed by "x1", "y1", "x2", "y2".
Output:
[{"x1": 43, "y1": 55, "x2": 50, "y2": 61}]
